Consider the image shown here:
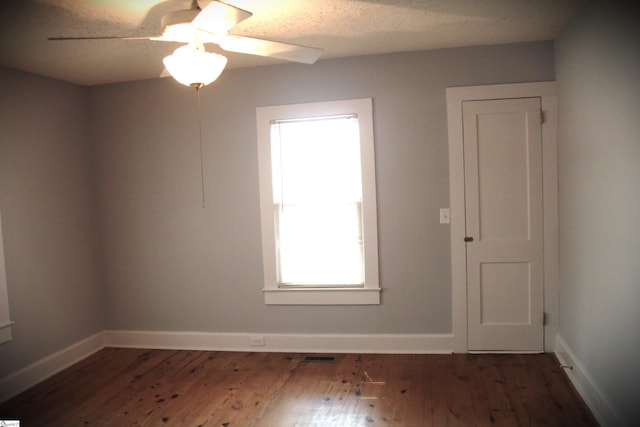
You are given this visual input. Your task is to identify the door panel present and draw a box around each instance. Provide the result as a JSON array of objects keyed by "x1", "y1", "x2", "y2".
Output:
[
  {"x1": 476, "y1": 112, "x2": 530, "y2": 241},
  {"x1": 480, "y1": 261, "x2": 530, "y2": 324},
  {"x1": 463, "y1": 97, "x2": 544, "y2": 352}
]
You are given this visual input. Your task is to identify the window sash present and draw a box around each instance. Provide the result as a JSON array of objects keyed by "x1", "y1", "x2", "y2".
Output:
[
  {"x1": 275, "y1": 201, "x2": 364, "y2": 287},
  {"x1": 270, "y1": 115, "x2": 365, "y2": 287}
]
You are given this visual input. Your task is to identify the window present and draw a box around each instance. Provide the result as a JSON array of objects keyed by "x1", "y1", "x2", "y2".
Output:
[
  {"x1": 0, "y1": 208, "x2": 13, "y2": 344},
  {"x1": 256, "y1": 98, "x2": 380, "y2": 305}
]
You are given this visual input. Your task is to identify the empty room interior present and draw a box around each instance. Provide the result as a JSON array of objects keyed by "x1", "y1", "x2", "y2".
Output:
[{"x1": 0, "y1": 0, "x2": 638, "y2": 425}]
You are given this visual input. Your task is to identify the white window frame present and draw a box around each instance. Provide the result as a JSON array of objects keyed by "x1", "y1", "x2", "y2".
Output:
[
  {"x1": 256, "y1": 98, "x2": 380, "y2": 305},
  {"x1": 0, "y1": 208, "x2": 13, "y2": 344}
]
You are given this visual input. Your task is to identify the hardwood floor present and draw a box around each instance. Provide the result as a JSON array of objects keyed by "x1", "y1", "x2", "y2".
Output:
[{"x1": 0, "y1": 348, "x2": 598, "y2": 426}]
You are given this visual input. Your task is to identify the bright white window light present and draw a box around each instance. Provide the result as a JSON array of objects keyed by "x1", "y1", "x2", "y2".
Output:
[
  {"x1": 163, "y1": 43, "x2": 227, "y2": 88},
  {"x1": 271, "y1": 115, "x2": 365, "y2": 286}
]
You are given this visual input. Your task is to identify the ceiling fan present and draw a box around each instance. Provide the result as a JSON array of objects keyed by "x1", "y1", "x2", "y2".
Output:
[{"x1": 49, "y1": 0, "x2": 324, "y2": 88}]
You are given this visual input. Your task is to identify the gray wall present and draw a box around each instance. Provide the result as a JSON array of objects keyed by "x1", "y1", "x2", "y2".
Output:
[
  {"x1": 555, "y1": 1, "x2": 640, "y2": 425},
  {"x1": 91, "y1": 42, "x2": 554, "y2": 334},
  {"x1": 0, "y1": 68, "x2": 105, "y2": 378}
]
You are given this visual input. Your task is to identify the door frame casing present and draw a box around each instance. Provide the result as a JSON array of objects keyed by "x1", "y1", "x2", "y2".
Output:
[{"x1": 446, "y1": 82, "x2": 558, "y2": 353}]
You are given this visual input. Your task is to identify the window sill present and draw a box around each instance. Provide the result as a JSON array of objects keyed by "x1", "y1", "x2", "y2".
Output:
[{"x1": 263, "y1": 288, "x2": 380, "y2": 305}]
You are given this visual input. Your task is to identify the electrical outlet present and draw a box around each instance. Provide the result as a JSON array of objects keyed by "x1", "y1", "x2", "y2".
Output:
[{"x1": 250, "y1": 336, "x2": 265, "y2": 346}]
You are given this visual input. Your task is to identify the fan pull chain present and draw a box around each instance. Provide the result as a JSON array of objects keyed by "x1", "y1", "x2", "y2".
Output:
[{"x1": 196, "y1": 86, "x2": 206, "y2": 208}]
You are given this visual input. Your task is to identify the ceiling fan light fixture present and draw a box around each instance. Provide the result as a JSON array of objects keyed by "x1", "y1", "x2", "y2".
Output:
[{"x1": 163, "y1": 44, "x2": 228, "y2": 88}]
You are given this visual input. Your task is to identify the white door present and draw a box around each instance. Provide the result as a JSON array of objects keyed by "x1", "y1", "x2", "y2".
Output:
[{"x1": 463, "y1": 97, "x2": 544, "y2": 352}]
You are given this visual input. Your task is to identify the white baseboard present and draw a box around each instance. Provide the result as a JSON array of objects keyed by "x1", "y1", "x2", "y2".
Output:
[
  {"x1": 555, "y1": 334, "x2": 624, "y2": 427},
  {"x1": 0, "y1": 331, "x2": 107, "y2": 403},
  {"x1": 106, "y1": 330, "x2": 454, "y2": 354}
]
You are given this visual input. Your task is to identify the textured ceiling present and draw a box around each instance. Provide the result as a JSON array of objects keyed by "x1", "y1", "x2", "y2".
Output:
[{"x1": 0, "y1": 0, "x2": 585, "y2": 86}]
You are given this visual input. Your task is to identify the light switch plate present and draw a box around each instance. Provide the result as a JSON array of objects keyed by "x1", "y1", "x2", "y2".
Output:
[{"x1": 440, "y1": 208, "x2": 450, "y2": 224}]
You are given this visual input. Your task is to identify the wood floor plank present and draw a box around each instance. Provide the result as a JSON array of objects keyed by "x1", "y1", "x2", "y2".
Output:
[
  {"x1": 467, "y1": 354, "x2": 519, "y2": 426},
  {"x1": 3, "y1": 347, "x2": 167, "y2": 426},
  {"x1": 0, "y1": 349, "x2": 600, "y2": 426},
  {"x1": 440, "y1": 354, "x2": 477, "y2": 426},
  {"x1": 151, "y1": 350, "x2": 253, "y2": 426},
  {"x1": 259, "y1": 354, "x2": 337, "y2": 425},
  {"x1": 316, "y1": 354, "x2": 363, "y2": 425},
  {"x1": 357, "y1": 354, "x2": 406, "y2": 425},
  {"x1": 202, "y1": 352, "x2": 297, "y2": 427},
  {"x1": 100, "y1": 350, "x2": 207, "y2": 426},
  {"x1": 424, "y1": 355, "x2": 452, "y2": 425},
  {"x1": 54, "y1": 349, "x2": 183, "y2": 426}
]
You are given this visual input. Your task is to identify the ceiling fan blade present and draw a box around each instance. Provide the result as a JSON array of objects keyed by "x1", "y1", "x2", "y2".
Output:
[
  {"x1": 48, "y1": 35, "x2": 158, "y2": 41},
  {"x1": 48, "y1": 34, "x2": 199, "y2": 44},
  {"x1": 219, "y1": 35, "x2": 323, "y2": 64},
  {"x1": 192, "y1": 1, "x2": 252, "y2": 34}
]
